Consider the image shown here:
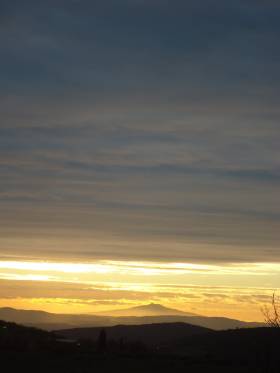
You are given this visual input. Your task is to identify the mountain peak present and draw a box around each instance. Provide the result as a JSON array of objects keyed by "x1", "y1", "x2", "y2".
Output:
[
  {"x1": 143, "y1": 303, "x2": 166, "y2": 308},
  {"x1": 134, "y1": 303, "x2": 174, "y2": 311},
  {"x1": 98, "y1": 303, "x2": 197, "y2": 317}
]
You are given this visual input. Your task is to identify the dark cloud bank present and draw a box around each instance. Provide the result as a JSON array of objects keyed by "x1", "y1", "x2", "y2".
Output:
[{"x1": 0, "y1": 0, "x2": 279, "y2": 263}]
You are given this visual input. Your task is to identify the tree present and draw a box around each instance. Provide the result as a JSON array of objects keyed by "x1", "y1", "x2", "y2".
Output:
[
  {"x1": 97, "y1": 328, "x2": 107, "y2": 353},
  {"x1": 262, "y1": 292, "x2": 280, "y2": 327}
]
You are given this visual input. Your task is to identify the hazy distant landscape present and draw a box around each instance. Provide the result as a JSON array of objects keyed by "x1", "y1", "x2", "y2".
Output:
[{"x1": 0, "y1": 304, "x2": 264, "y2": 331}]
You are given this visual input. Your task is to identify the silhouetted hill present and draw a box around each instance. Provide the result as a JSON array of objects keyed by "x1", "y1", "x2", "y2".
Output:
[
  {"x1": 1, "y1": 318, "x2": 279, "y2": 373},
  {"x1": 167, "y1": 326, "x2": 280, "y2": 361},
  {"x1": 57, "y1": 322, "x2": 211, "y2": 347},
  {"x1": 0, "y1": 307, "x2": 112, "y2": 330},
  {"x1": 0, "y1": 319, "x2": 56, "y2": 351},
  {"x1": 105, "y1": 315, "x2": 263, "y2": 330},
  {"x1": 98, "y1": 303, "x2": 197, "y2": 316},
  {"x1": 0, "y1": 307, "x2": 264, "y2": 331},
  {"x1": 180, "y1": 315, "x2": 263, "y2": 330}
]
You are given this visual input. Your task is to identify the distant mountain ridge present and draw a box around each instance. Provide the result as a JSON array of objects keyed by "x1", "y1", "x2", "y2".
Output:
[
  {"x1": 0, "y1": 306, "x2": 264, "y2": 331},
  {"x1": 97, "y1": 303, "x2": 197, "y2": 317}
]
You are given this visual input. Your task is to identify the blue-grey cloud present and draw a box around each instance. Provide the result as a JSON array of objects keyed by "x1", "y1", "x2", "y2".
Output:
[{"x1": 0, "y1": 0, "x2": 279, "y2": 263}]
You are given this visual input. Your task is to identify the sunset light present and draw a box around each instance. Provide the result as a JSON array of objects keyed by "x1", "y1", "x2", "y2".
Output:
[{"x1": 1, "y1": 1, "x2": 280, "y2": 371}]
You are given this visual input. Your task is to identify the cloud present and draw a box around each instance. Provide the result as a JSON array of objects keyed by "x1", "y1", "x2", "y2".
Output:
[
  {"x1": 0, "y1": 277, "x2": 275, "y2": 320},
  {"x1": 0, "y1": 0, "x2": 279, "y2": 265}
]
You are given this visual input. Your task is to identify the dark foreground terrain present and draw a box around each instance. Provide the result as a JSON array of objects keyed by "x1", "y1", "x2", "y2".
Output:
[{"x1": 0, "y1": 319, "x2": 280, "y2": 373}]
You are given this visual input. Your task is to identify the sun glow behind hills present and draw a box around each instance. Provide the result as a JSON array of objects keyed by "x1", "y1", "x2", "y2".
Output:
[
  {"x1": 0, "y1": 259, "x2": 279, "y2": 321},
  {"x1": 1, "y1": 0, "x2": 280, "y2": 332}
]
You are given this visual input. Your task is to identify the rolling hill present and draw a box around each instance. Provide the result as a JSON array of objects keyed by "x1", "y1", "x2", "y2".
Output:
[
  {"x1": 0, "y1": 319, "x2": 278, "y2": 373},
  {"x1": 0, "y1": 306, "x2": 264, "y2": 331},
  {"x1": 56, "y1": 322, "x2": 211, "y2": 347}
]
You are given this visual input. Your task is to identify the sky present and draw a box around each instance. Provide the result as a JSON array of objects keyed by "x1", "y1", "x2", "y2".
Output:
[{"x1": 0, "y1": 0, "x2": 280, "y2": 321}]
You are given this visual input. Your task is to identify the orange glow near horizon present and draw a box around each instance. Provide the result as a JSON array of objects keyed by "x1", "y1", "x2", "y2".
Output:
[{"x1": 0, "y1": 258, "x2": 279, "y2": 321}]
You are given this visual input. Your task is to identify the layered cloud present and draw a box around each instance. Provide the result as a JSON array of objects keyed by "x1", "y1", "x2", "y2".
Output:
[
  {"x1": 0, "y1": 257, "x2": 277, "y2": 321},
  {"x1": 0, "y1": 1, "x2": 279, "y2": 267}
]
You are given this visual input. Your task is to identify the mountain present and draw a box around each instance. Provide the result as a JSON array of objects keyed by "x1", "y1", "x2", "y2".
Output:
[
  {"x1": 0, "y1": 306, "x2": 264, "y2": 331},
  {"x1": 56, "y1": 322, "x2": 211, "y2": 347},
  {"x1": 97, "y1": 303, "x2": 197, "y2": 317},
  {"x1": 172, "y1": 315, "x2": 263, "y2": 330},
  {"x1": 0, "y1": 307, "x2": 111, "y2": 330}
]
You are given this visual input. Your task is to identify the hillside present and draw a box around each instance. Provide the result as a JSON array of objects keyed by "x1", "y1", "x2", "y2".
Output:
[
  {"x1": 0, "y1": 319, "x2": 56, "y2": 350},
  {"x1": 168, "y1": 326, "x2": 280, "y2": 360},
  {"x1": 0, "y1": 306, "x2": 264, "y2": 331},
  {"x1": 56, "y1": 322, "x2": 211, "y2": 347},
  {"x1": 0, "y1": 319, "x2": 279, "y2": 373}
]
